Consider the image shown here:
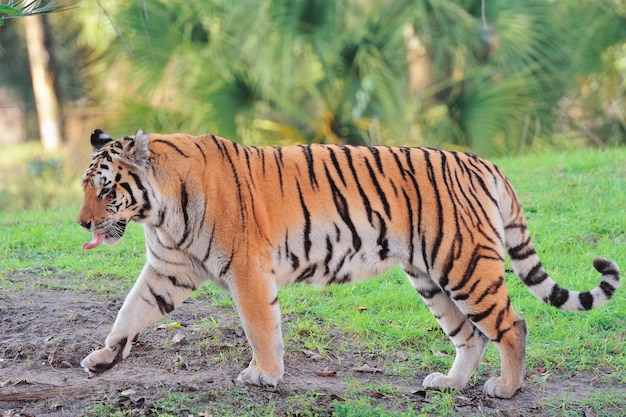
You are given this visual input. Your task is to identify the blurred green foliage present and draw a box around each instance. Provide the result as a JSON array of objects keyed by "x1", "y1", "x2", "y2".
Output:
[
  {"x1": 66, "y1": 0, "x2": 624, "y2": 154},
  {"x1": 0, "y1": 1, "x2": 625, "y2": 213},
  {"x1": 1, "y1": 0, "x2": 624, "y2": 153}
]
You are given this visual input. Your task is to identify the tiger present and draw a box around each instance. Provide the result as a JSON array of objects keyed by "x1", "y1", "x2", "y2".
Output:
[{"x1": 77, "y1": 128, "x2": 620, "y2": 399}]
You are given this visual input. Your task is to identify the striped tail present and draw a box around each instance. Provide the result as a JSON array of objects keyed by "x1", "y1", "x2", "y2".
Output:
[{"x1": 505, "y1": 225, "x2": 620, "y2": 311}]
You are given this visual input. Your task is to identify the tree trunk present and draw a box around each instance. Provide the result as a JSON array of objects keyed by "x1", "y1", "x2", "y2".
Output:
[{"x1": 24, "y1": 15, "x2": 63, "y2": 151}]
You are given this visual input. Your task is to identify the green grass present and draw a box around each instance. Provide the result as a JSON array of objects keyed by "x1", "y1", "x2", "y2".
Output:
[{"x1": 1, "y1": 146, "x2": 625, "y2": 415}]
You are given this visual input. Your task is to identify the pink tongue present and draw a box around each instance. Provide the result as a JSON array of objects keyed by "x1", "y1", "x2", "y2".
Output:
[{"x1": 83, "y1": 233, "x2": 105, "y2": 250}]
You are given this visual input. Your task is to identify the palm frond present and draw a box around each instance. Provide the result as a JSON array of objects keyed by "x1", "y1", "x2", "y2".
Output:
[{"x1": 0, "y1": 0, "x2": 73, "y2": 19}]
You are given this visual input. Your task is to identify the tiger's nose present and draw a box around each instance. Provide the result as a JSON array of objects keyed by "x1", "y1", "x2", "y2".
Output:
[{"x1": 78, "y1": 219, "x2": 92, "y2": 230}]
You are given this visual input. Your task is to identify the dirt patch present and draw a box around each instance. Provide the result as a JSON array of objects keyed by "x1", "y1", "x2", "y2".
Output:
[{"x1": 1, "y1": 281, "x2": 624, "y2": 416}]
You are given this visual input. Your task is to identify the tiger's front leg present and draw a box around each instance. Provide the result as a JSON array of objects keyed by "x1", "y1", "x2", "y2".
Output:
[
  {"x1": 230, "y1": 271, "x2": 284, "y2": 387},
  {"x1": 81, "y1": 264, "x2": 196, "y2": 374}
]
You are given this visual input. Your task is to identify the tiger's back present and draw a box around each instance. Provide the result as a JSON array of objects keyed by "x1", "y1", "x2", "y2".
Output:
[{"x1": 78, "y1": 130, "x2": 620, "y2": 398}]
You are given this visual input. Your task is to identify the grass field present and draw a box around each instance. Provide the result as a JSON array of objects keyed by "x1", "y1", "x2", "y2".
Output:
[{"x1": 1, "y1": 147, "x2": 625, "y2": 416}]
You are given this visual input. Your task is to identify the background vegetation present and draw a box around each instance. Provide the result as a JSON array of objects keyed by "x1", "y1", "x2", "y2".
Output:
[
  {"x1": 1, "y1": 1, "x2": 626, "y2": 154},
  {"x1": 1, "y1": 0, "x2": 625, "y2": 212}
]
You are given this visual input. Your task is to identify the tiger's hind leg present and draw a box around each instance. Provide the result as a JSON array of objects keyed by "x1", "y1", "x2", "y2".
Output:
[
  {"x1": 439, "y1": 255, "x2": 527, "y2": 399},
  {"x1": 404, "y1": 268, "x2": 490, "y2": 391},
  {"x1": 81, "y1": 264, "x2": 197, "y2": 374}
]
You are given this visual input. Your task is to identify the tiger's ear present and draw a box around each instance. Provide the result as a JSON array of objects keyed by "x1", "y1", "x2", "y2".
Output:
[
  {"x1": 126, "y1": 129, "x2": 150, "y2": 170},
  {"x1": 90, "y1": 129, "x2": 113, "y2": 150}
]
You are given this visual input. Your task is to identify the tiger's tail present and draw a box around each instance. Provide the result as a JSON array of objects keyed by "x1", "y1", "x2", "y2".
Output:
[{"x1": 500, "y1": 180, "x2": 620, "y2": 311}]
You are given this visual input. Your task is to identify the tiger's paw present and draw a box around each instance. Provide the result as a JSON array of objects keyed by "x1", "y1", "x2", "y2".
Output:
[
  {"x1": 422, "y1": 372, "x2": 465, "y2": 390},
  {"x1": 483, "y1": 376, "x2": 520, "y2": 399},
  {"x1": 235, "y1": 365, "x2": 283, "y2": 387},
  {"x1": 81, "y1": 338, "x2": 130, "y2": 374}
]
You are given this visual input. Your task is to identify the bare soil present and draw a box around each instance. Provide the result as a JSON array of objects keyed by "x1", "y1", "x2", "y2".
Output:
[{"x1": 1, "y1": 274, "x2": 624, "y2": 416}]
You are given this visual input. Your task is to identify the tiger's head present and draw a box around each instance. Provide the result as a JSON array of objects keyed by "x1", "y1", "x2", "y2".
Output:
[{"x1": 78, "y1": 129, "x2": 152, "y2": 250}]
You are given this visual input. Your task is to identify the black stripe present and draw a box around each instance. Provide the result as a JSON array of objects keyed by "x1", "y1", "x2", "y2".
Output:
[
  {"x1": 453, "y1": 279, "x2": 480, "y2": 301},
  {"x1": 524, "y1": 262, "x2": 549, "y2": 286},
  {"x1": 274, "y1": 148, "x2": 284, "y2": 196},
  {"x1": 467, "y1": 303, "x2": 496, "y2": 323},
  {"x1": 219, "y1": 252, "x2": 234, "y2": 277},
  {"x1": 493, "y1": 298, "x2": 511, "y2": 340},
  {"x1": 423, "y1": 150, "x2": 444, "y2": 268},
  {"x1": 474, "y1": 276, "x2": 504, "y2": 304},
  {"x1": 153, "y1": 139, "x2": 189, "y2": 158},
  {"x1": 301, "y1": 145, "x2": 319, "y2": 190},
  {"x1": 168, "y1": 275, "x2": 197, "y2": 290},
  {"x1": 593, "y1": 258, "x2": 619, "y2": 276},
  {"x1": 223, "y1": 142, "x2": 247, "y2": 226},
  {"x1": 364, "y1": 158, "x2": 391, "y2": 218},
  {"x1": 177, "y1": 181, "x2": 191, "y2": 247},
  {"x1": 296, "y1": 265, "x2": 317, "y2": 283},
  {"x1": 129, "y1": 172, "x2": 151, "y2": 218},
  {"x1": 448, "y1": 321, "x2": 464, "y2": 338},
  {"x1": 244, "y1": 146, "x2": 254, "y2": 186},
  {"x1": 296, "y1": 181, "x2": 312, "y2": 260},
  {"x1": 202, "y1": 222, "x2": 217, "y2": 262},
  {"x1": 374, "y1": 211, "x2": 389, "y2": 260},
  {"x1": 327, "y1": 147, "x2": 347, "y2": 186},
  {"x1": 547, "y1": 285, "x2": 569, "y2": 308},
  {"x1": 579, "y1": 291, "x2": 593, "y2": 310},
  {"x1": 194, "y1": 141, "x2": 207, "y2": 164},
  {"x1": 342, "y1": 146, "x2": 374, "y2": 223},
  {"x1": 402, "y1": 190, "x2": 415, "y2": 264},
  {"x1": 324, "y1": 164, "x2": 362, "y2": 252},
  {"x1": 290, "y1": 253, "x2": 300, "y2": 270},
  {"x1": 368, "y1": 147, "x2": 384, "y2": 174},
  {"x1": 417, "y1": 286, "x2": 442, "y2": 299},
  {"x1": 508, "y1": 237, "x2": 535, "y2": 260},
  {"x1": 599, "y1": 280, "x2": 617, "y2": 299},
  {"x1": 450, "y1": 246, "x2": 502, "y2": 292},
  {"x1": 256, "y1": 147, "x2": 266, "y2": 177},
  {"x1": 329, "y1": 250, "x2": 350, "y2": 284},
  {"x1": 324, "y1": 235, "x2": 333, "y2": 275},
  {"x1": 119, "y1": 182, "x2": 137, "y2": 206},
  {"x1": 210, "y1": 134, "x2": 225, "y2": 157},
  {"x1": 150, "y1": 285, "x2": 174, "y2": 314},
  {"x1": 401, "y1": 147, "x2": 415, "y2": 173},
  {"x1": 388, "y1": 148, "x2": 407, "y2": 179},
  {"x1": 230, "y1": 140, "x2": 241, "y2": 156}
]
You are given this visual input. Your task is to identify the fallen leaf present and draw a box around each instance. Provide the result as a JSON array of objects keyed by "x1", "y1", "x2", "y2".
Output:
[
  {"x1": 410, "y1": 388, "x2": 427, "y2": 398},
  {"x1": 60, "y1": 360, "x2": 73, "y2": 368},
  {"x1": 431, "y1": 349, "x2": 448, "y2": 357},
  {"x1": 302, "y1": 349, "x2": 322, "y2": 361},
  {"x1": 354, "y1": 364, "x2": 382, "y2": 374},
  {"x1": 155, "y1": 322, "x2": 182, "y2": 331},
  {"x1": 119, "y1": 389, "x2": 136, "y2": 397},
  {"x1": 354, "y1": 306, "x2": 368, "y2": 312},
  {"x1": 314, "y1": 370, "x2": 337, "y2": 377},
  {"x1": 171, "y1": 331, "x2": 186, "y2": 344}
]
